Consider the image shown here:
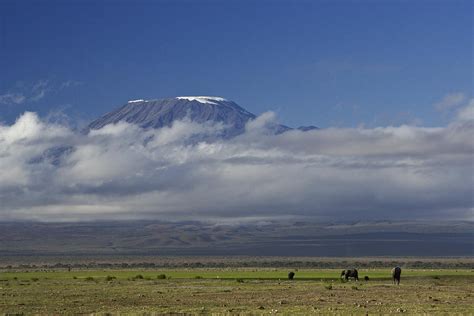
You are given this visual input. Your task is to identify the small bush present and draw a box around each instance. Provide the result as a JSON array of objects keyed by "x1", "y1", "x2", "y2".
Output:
[
  {"x1": 432, "y1": 276, "x2": 440, "y2": 280},
  {"x1": 134, "y1": 274, "x2": 144, "y2": 280},
  {"x1": 105, "y1": 275, "x2": 116, "y2": 281},
  {"x1": 72, "y1": 276, "x2": 77, "y2": 279},
  {"x1": 236, "y1": 278, "x2": 244, "y2": 283},
  {"x1": 195, "y1": 276, "x2": 203, "y2": 279},
  {"x1": 325, "y1": 284, "x2": 333, "y2": 290},
  {"x1": 351, "y1": 285, "x2": 358, "y2": 290},
  {"x1": 85, "y1": 277, "x2": 94, "y2": 281},
  {"x1": 31, "y1": 277, "x2": 39, "y2": 282},
  {"x1": 157, "y1": 274, "x2": 166, "y2": 279}
]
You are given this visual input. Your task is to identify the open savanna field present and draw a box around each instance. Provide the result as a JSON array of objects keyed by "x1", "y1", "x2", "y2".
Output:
[{"x1": 1, "y1": 266, "x2": 473, "y2": 314}]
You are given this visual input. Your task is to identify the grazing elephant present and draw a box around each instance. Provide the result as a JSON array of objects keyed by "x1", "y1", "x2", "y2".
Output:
[
  {"x1": 392, "y1": 267, "x2": 401, "y2": 285},
  {"x1": 288, "y1": 272, "x2": 295, "y2": 280},
  {"x1": 341, "y1": 269, "x2": 359, "y2": 281}
]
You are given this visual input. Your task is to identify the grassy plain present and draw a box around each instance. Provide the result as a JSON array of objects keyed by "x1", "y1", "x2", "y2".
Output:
[{"x1": 1, "y1": 268, "x2": 473, "y2": 314}]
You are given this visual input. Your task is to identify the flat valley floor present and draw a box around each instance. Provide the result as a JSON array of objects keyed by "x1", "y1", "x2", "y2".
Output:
[{"x1": 1, "y1": 268, "x2": 473, "y2": 314}]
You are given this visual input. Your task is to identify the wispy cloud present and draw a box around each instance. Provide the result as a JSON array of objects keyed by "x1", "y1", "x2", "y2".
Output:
[
  {"x1": 0, "y1": 93, "x2": 27, "y2": 105},
  {"x1": 29, "y1": 79, "x2": 50, "y2": 102},
  {"x1": 456, "y1": 99, "x2": 474, "y2": 121},
  {"x1": 434, "y1": 92, "x2": 466, "y2": 111},
  {"x1": 0, "y1": 79, "x2": 82, "y2": 106},
  {"x1": 0, "y1": 102, "x2": 472, "y2": 222},
  {"x1": 59, "y1": 80, "x2": 82, "y2": 89}
]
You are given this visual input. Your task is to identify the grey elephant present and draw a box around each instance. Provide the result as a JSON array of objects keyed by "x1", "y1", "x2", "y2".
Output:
[
  {"x1": 341, "y1": 269, "x2": 359, "y2": 281},
  {"x1": 391, "y1": 267, "x2": 401, "y2": 285}
]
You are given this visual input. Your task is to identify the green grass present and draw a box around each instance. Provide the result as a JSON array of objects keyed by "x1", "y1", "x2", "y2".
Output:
[
  {"x1": 1, "y1": 268, "x2": 471, "y2": 281},
  {"x1": 0, "y1": 268, "x2": 473, "y2": 314}
]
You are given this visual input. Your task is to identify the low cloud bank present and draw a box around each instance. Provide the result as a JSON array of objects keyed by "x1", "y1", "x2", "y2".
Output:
[{"x1": 0, "y1": 102, "x2": 473, "y2": 222}]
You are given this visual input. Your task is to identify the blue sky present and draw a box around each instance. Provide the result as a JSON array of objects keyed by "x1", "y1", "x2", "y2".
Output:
[{"x1": 0, "y1": 0, "x2": 472, "y2": 128}]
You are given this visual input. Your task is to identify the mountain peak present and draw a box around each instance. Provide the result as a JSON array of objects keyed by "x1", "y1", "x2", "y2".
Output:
[{"x1": 88, "y1": 96, "x2": 257, "y2": 138}]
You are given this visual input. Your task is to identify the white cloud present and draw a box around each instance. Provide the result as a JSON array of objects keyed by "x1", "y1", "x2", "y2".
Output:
[{"x1": 0, "y1": 107, "x2": 472, "y2": 222}]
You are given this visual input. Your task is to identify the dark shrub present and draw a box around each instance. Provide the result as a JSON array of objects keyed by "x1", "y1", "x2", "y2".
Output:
[
  {"x1": 85, "y1": 276, "x2": 94, "y2": 281},
  {"x1": 157, "y1": 274, "x2": 166, "y2": 279},
  {"x1": 105, "y1": 275, "x2": 116, "y2": 281},
  {"x1": 134, "y1": 274, "x2": 144, "y2": 279},
  {"x1": 364, "y1": 276, "x2": 369, "y2": 281}
]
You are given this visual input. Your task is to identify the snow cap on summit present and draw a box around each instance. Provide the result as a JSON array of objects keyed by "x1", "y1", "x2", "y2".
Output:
[{"x1": 176, "y1": 96, "x2": 227, "y2": 104}]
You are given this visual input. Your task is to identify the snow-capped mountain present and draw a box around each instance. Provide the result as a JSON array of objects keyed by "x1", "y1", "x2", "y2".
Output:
[
  {"x1": 88, "y1": 96, "x2": 315, "y2": 137},
  {"x1": 34, "y1": 96, "x2": 317, "y2": 165}
]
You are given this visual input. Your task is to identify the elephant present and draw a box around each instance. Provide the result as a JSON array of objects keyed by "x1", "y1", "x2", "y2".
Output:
[
  {"x1": 392, "y1": 267, "x2": 401, "y2": 285},
  {"x1": 341, "y1": 269, "x2": 359, "y2": 281},
  {"x1": 288, "y1": 271, "x2": 295, "y2": 280}
]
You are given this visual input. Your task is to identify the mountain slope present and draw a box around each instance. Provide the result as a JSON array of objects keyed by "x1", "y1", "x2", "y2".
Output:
[
  {"x1": 1, "y1": 221, "x2": 472, "y2": 257},
  {"x1": 87, "y1": 96, "x2": 294, "y2": 137}
]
